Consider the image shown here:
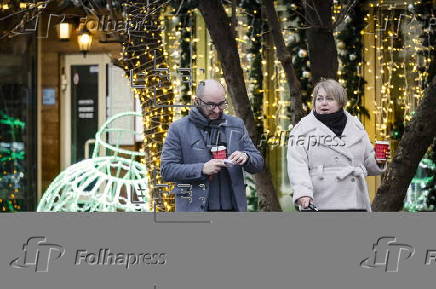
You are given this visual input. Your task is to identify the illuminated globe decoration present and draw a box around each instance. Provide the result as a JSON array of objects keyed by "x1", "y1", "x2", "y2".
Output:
[{"x1": 37, "y1": 112, "x2": 150, "y2": 212}]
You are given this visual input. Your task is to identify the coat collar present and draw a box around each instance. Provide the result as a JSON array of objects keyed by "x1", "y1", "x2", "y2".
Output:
[
  {"x1": 188, "y1": 115, "x2": 236, "y2": 149},
  {"x1": 303, "y1": 111, "x2": 366, "y2": 160}
]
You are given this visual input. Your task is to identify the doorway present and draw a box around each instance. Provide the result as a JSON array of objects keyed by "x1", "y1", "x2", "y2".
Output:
[{"x1": 61, "y1": 54, "x2": 110, "y2": 169}]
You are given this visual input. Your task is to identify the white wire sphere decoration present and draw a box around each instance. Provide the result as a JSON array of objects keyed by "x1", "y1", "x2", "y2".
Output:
[
  {"x1": 37, "y1": 111, "x2": 150, "y2": 212},
  {"x1": 37, "y1": 156, "x2": 150, "y2": 212}
]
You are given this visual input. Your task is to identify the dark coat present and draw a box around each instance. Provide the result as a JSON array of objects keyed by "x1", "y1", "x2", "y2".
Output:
[{"x1": 161, "y1": 113, "x2": 264, "y2": 211}]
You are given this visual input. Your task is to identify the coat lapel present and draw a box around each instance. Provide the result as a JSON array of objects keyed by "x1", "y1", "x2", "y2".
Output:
[
  {"x1": 341, "y1": 112, "x2": 365, "y2": 147},
  {"x1": 223, "y1": 119, "x2": 243, "y2": 154},
  {"x1": 307, "y1": 112, "x2": 359, "y2": 161}
]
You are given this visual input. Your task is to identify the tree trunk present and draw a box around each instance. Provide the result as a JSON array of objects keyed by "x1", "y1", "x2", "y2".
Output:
[
  {"x1": 304, "y1": 0, "x2": 338, "y2": 83},
  {"x1": 262, "y1": 0, "x2": 305, "y2": 124},
  {"x1": 253, "y1": 169, "x2": 281, "y2": 211},
  {"x1": 372, "y1": 77, "x2": 436, "y2": 211},
  {"x1": 120, "y1": 1, "x2": 175, "y2": 211},
  {"x1": 198, "y1": 0, "x2": 282, "y2": 211}
]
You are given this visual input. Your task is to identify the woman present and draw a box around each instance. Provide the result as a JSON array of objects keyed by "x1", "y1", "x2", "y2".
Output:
[{"x1": 287, "y1": 79, "x2": 388, "y2": 211}]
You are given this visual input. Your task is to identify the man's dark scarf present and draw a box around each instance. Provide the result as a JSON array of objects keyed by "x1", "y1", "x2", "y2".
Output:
[{"x1": 188, "y1": 107, "x2": 226, "y2": 147}]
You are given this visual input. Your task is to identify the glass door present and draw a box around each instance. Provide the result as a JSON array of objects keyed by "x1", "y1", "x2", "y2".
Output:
[{"x1": 70, "y1": 65, "x2": 99, "y2": 163}]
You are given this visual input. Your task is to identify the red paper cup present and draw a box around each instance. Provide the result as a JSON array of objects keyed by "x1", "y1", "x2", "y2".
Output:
[
  {"x1": 211, "y1": 146, "x2": 227, "y2": 159},
  {"x1": 375, "y1": 141, "x2": 389, "y2": 160}
]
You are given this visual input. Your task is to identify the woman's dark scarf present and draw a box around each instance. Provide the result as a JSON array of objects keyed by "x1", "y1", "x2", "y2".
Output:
[
  {"x1": 313, "y1": 108, "x2": 347, "y2": 137},
  {"x1": 188, "y1": 107, "x2": 226, "y2": 147}
]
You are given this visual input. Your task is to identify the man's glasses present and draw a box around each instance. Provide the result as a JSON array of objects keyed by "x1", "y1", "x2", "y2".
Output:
[{"x1": 197, "y1": 98, "x2": 228, "y2": 110}]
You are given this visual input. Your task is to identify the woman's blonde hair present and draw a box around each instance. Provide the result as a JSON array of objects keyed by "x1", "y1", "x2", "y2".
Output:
[{"x1": 312, "y1": 79, "x2": 347, "y2": 108}]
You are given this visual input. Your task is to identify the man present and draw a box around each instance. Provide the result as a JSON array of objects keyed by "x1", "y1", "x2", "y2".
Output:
[{"x1": 160, "y1": 79, "x2": 264, "y2": 212}]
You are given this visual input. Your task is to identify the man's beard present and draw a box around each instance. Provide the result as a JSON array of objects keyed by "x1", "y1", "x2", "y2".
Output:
[
  {"x1": 202, "y1": 109, "x2": 222, "y2": 120},
  {"x1": 196, "y1": 101, "x2": 223, "y2": 120}
]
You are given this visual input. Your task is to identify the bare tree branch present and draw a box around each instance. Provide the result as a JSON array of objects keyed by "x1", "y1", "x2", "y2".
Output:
[
  {"x1": 287, "y1": 7, "x2": 311, "y2": 25},
  {"x1": 305, "y1": 0, "x2": 324, "y2": 27},
  {"x1": 174, "y1": 0, "x2": 185, "y2": 15},
  {"x1": 333, "y1": 0, "x2": 360, "y2": 28}
]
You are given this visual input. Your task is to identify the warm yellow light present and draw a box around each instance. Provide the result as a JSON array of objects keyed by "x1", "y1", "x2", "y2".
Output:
[
  {"x1": 77, "y1": 28, "x2": 93, "y2": 55},
  {"x1": 58, "y1": 23, "x2": 71, "y2": 40},
  {"x1": 79, "y1": 33, "x2": 91, "y2": 43}
]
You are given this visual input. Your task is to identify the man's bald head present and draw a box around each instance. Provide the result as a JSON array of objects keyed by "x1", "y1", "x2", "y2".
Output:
[{"x1": 196, "y1": 79, "x2": 226, "y2": 101}]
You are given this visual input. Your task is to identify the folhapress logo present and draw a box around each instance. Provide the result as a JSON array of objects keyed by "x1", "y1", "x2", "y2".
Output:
[
  {"x1": 360, "y1": 237, "x2": 415, "y2": 272},
  {"x1": 10, "y1": 237, "x2": 65, "y2": 272}
]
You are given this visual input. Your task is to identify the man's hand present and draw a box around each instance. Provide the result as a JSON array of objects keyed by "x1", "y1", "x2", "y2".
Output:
[
  {"x1": 229, "y1": 151, "x2": 249, "y2": 165},
  {"x1": 297, "y1": 196, "x2": 313, "y2": 209},
  {"x1": 202, "y1": 159, "x2": 226, "y2": 176}
]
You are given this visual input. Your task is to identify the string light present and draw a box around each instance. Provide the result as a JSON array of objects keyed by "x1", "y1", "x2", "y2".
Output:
[
  {"x1": 363, "y1": 0, "x2": 433, "y2": 141},
  {"x1": 121, "y1": 1, "x2": 176, "y2": 211}
]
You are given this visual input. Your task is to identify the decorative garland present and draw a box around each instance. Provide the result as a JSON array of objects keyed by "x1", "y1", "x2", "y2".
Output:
[
  {"x1": 336, "y1": 0, "x2": 369, "y2": 117},
  {"x1": 240, "y1": 0, "x2": 263, "y2": 211},
  {"x1": 286, "y1": 1, "x2": 312, "y2": 113},
  {"x1": 170, "y1": 1, "x2": 197, "y2": 115}
]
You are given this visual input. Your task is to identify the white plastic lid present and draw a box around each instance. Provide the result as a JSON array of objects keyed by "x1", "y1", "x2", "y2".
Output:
[{"x1": 210, "y1": 146, "x2": 227, "y2": 152}]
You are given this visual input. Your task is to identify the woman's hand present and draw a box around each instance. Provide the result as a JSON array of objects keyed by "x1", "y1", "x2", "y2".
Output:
[
  {"x1": 297, "y1": 196, "x2": 313, "y2": 209},
  {"x1": 376, "y1": 147, "x2": 391, "y2": 166}
]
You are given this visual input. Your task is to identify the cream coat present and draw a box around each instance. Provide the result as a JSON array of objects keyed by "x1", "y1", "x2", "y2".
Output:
[{"x1": 286, "y1": 111, "x2": 386, "y2": 211}]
